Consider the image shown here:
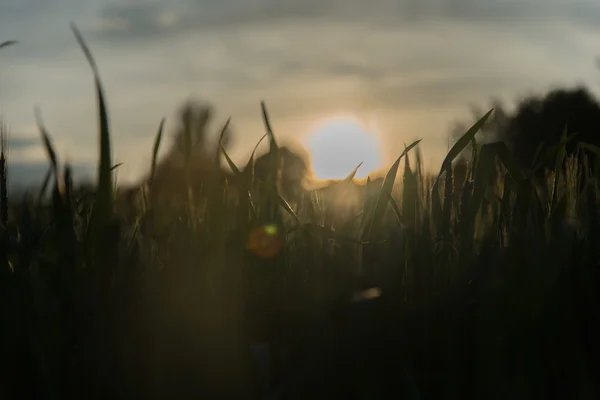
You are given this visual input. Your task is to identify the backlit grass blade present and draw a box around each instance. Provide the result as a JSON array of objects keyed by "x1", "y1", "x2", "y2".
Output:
[
  {"x1": 243, "y1": 134, "x2": 268, "y2": 184},
  {"x1": 367, "y1": 139, "x2": 421, "y2": 239},
  {"x1": 343, "y1": 162, "x2": 363, "y2": 183},
  {"x1": 37, "y1": 166, "x2": 53, "y2": 205},
  {"x1": 435, "y1": 108, "x2": 493, "y2": 187},
  {"x1": 260, "y1": 101, "x2": 279, "y2": 185},
  {"x1": 384, "y1": 190, "x2": 404, "y2": 227},
  {"x1": 260, "y1": 101, "x2": 282, "y2": 225},
  {"x1": 221, "y1": 143, "x2": 256, "y2": 218},
  {"x1": 149, "y1": 118, "x2": 165, "y2": 186},
  {"x1": 71, "y1": 23, "x2": 113, "y2": 215},
  {"x1": 0, "y1": 126, "x2": 7, "y2": 229},
  {"x1": 260, "y1": 101, "x2": 277, "y2": 149},
  {"x1": 220, "y1": 143, "x2": 242, "y2": 175},
  {"x1": 415, "y1": 145, "x2": 423, "y2": 178},
  {"x1": 257, "y1": 179, "x2": 299, "y2": 223},
  {"x1": 250, "y1": 134, "x2": 268, "y2": 162},
  {"x1": 218, "y1": 117, "x2": 231, "y2": 144},
  {"x1": 35, "y1": 109, "x2": 59, "y2": 176},
  {"x1": 402, "y1": 154, "x2": 417, "y2": 228},
  {"x1": 215, "y1": 117, "x2": 231, "y2": 165},
  {"x1": 401, "y1": 139, "x2": 422, "y2": 160}
]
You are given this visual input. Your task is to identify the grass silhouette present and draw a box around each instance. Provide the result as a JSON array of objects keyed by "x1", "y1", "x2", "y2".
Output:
[{"x1": 1, "y1": 26, "x2": 599, "y2": 400}]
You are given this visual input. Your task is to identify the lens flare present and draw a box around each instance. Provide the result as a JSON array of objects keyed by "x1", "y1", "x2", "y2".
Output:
[{"x1": 247, "y1": 224, "x2": 284, "y2": 258}]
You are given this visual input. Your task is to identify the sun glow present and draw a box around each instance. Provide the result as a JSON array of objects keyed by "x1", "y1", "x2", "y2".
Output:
[{"x1": 304, "y1": 116, "x2": 383, "y2": 180}]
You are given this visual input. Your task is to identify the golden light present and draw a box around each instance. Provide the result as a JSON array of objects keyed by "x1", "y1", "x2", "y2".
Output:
[{"x1": 304, "y1": 116, "x2": 383, "y2": 180}]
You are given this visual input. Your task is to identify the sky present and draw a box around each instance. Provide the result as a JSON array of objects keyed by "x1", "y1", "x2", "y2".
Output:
[{"x1": 1, "y1": 0, "x2": 600, "y2": 187}]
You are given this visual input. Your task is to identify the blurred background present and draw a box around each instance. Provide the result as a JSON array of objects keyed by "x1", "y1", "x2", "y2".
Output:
[{"x1": 2, "y1": 0, "x2": 600, "y2": 189}]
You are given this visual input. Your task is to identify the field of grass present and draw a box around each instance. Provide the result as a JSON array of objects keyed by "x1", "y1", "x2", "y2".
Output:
[{"x1": 1, "y1": 27, "x2": 600, "y2": 400}]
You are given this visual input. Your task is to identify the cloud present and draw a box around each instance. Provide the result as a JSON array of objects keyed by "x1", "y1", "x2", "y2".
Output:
[
  {"x1": 7, "y1": 160, "x2": 95, "y2": 194},
  {"x1": 88, "y1": 0, "x2": 600, "y2": 44},
  {"x1": 8, "y1": 136, "x2": 38, "y2": 150},
  {"x1": 89, "y1": 1, "x2": 175, "y2": 41},
  {"x1": 2, "y1": 0, "x2": 600, "y2": 186}
]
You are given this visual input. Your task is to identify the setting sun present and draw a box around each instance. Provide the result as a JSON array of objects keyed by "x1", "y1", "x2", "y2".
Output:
[{"x1": 304, "y1": 117, "x2": 383, "y2": 179}]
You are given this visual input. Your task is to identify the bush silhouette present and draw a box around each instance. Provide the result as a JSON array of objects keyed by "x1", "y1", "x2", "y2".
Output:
[{"x1": 454, "y1": 86, "x2": 600, "y2": 172}]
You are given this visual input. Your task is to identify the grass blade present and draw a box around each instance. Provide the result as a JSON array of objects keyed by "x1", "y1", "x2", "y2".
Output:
[
  {"x1": 384, "y1": 190, "x2": 405, "y2": 227},
  {"x1": 259, "y1": 101, "x2": 282, "y2": 225},
  {"x1": 37, "y1": 166, "x2": 53, "y2": 205},
  {"x1": 221, "y1": 143, "x2": 256, "y2": 218},
  {"x1": 260, "y1": 101, "x2": 279, "y2": 186},
  {"x1": 149, "y1": 118, "x2": 165, "y2": 186},
  {"x1": 218, "y1": 117, "x2": 231, "y2": 145},
  {"x1": 257, "y1": 179, "x2": 299, "y2": 223},
  {"x1": 215, "y1": 117, "x2": 231, "y2": 165},
  {"x1": 35, "y1": 108, "x2": 59, "y2": 175},
  {"x1": 243, "y1": 134, "x2": 268, "y2": 185},
  {"x1": 260, "y1": 101, "x2": 277, "y2": 148},
  {"x1": 71, "y1": 23, "x2": 113, "y2": 215},
  {"x1": 343, "y1": 162, "x2": 363, "y2": 183},
  {"x1": 0, "y1": 40, "x2": 17, "y2": 50},
  {"x1": 220, "y1": 143, "x2": 242, "y2": 175},
  {"x1": 435, "y1": 108, "x2": 493, "y2": 186},
  {"x1": 0, "y1": 127, "x2": 7, "y2": 229},
  {"x1": 367, "y1": 139, "x2": 421, "y2": 239}
]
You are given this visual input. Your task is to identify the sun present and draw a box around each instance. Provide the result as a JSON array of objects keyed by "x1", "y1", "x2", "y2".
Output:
[{"x1": 304, "y1": 117, "x2": 383, "y2": 179}]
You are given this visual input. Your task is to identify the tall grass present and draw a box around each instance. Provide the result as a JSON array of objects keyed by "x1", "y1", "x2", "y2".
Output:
[{"x1": 1, "y1": 27, "x2": 599, "y2": 400}]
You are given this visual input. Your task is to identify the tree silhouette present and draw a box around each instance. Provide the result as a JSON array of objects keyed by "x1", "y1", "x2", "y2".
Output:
[
  {"x1": 172, "y1": 98, "x2": 213, "y2": 157},
  {"x1": 505, "y1": 87, "x2": 600, "y2": 169},
  {"x1": 162, "y1": 98, "x2": 236, "y2": 171},
  {"x1": 146, "y1": 99, "x2": 235, "y2": 207},
  {"x1": 453, "y1": 86, "x2": 600, "y2": 172},
  {"x1": 252, "y1": 146, "x2": 310, "y2": 201}
]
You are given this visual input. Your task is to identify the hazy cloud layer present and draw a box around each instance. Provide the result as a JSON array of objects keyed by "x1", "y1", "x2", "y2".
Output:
[
  {"x1": 1, "y1": 0, "x2": 600, "y2": 184},
  {"x1": 93, "y1": 0, "x2": 600, "y2": 40}
]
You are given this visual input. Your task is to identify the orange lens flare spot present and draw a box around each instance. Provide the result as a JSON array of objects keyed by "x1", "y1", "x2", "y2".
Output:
[{"x1": 246, "y1": 224, "x2": 284, "y2": 258}]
